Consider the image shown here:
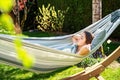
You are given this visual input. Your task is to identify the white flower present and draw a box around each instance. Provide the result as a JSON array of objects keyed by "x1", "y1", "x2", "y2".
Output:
[{"x1": 107, "y1": 39, "x2": 112, "y2": 44}]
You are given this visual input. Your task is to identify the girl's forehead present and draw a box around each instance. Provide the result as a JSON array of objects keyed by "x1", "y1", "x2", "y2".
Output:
[
  {"x1": 81, "y1": 32, "x2": 85, "y2": 36},
  {"x1": 77, "y1": 32, "x2": 85, "y2": 35},
  {"x1": 75, "y1": 32, "x2": 85, "y2": 37},
  {"x1": 78, "y1": 33, "x2": 86, "y2": 39}
]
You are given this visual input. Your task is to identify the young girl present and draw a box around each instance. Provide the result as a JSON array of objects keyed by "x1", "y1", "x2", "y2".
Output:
[
  {"x1": 72, "y1": 31, "x2": 93, "y2": 55},
  {"x1": 62, "y1": 31, "x2": 93, "y2": 56}
]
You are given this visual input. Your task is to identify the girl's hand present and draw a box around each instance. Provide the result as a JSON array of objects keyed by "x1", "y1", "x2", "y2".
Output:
[{"x1": 72, "y1": 34, "x2": 81, "y2": 44}]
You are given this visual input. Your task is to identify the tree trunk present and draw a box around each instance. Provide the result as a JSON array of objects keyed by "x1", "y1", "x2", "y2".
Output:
[
  {"x1": 92, "y1": 0, "x2": 102, "y2": 23},
  {"x1": 10, "y1": 0, "x2": 22, "y2": 34},
  {"x1": 9, "y1": 11, "x2": 22, "y2": 34},
  {"x1": 92, "y1": 0, "x2": 103, "y2": 58}
]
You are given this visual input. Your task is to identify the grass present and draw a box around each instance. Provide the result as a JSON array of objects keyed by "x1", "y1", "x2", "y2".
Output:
[
  {"x1": 0, "y1": 63, "x2": 120, "y2": 80},
  {"x1": 0, "y1": 31, "x2": 120, "y2": 80},
  {"x1": 0, "y1": 64, "x2": 84, "y2": 80},
  {"x1": 102, "y1": 67, "x2": 120, "y2": 80},
  {"x1": 90, "y1": 67, "x2": 120, "y2": 80}
]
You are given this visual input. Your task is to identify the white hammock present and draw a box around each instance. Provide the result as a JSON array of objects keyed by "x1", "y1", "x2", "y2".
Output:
[{"x1": 0, "y1": 9, "x2": 120, "y2": 73}]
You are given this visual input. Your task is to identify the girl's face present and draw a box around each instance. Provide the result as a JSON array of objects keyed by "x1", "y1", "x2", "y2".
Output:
[{"x1": 76, "y1": 32, "x2": 87, "y2": 46}]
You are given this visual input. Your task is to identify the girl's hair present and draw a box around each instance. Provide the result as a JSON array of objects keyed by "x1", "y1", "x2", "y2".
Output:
[{"x1": 84, "y1": 31, "x2": 93, "y2": 44}]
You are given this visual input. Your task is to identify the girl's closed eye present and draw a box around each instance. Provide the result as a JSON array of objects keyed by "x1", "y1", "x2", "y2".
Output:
[{"x1": 81, "y1": 36, "x2": 83, "y2": 39}]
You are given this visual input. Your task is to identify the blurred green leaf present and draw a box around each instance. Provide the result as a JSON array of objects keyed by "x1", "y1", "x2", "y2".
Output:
[
  {"x1": 0, "y1": 0, "x2": 14, "y2": 13},
  {"x1": 0, "y1": 14, "x2": 15, "y2": 34}
]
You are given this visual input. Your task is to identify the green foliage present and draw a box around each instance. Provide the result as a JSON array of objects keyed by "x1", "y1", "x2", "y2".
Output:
[
  {"x1": 37, "y1": 0, "x2": 92, "y2": 33},
  {"x1": 0, "y1": 25, "x2": 12, "y2": 34},
  {"x1": 77, "y1": 57, "x2": 102, "y2": 68},
  {"x1": 101, "y1": 68, "x2": 120, "y2": 80},
  {"x1": 0, "y1": 64, "x2": 34, "y2": 80},
  {"x1": 103, "y1": 40, "x2": 120, "y2": 56},
  {"x1": 103, "y1": 40, "x2": 120, "y2": 63},
  {"x1": 1, "y1": 63, "x2": 120, "y2": 80},
  {"x1": 36, "y1": 0, "x2": 120, "y2": 37},
  {"x1": 0, "y1": 14, "x2": 15, "y2": 34},
  {"x1": 90, "y1": 68, "x2": 120, "y2": 80},
  {"x1": 0, "y1": 0, "x2": 15, "y2": 34},
  {"x1": 36, "y1": 4, "x2": 68, "y2": 32},
  {"x1": 0, "y1": 64, "x2": 83, "y2": 80},
  {"x1": 0, "y1": 0, "x2": 14, "y2": 13}
]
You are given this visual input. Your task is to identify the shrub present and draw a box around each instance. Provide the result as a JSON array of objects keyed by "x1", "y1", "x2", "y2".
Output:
[
  {"x1": 77, "y1": 57, "x2": 102, "y2": 68},
  {"x1": 36, "y1": 4, "x2": 68, "y2": 32}
]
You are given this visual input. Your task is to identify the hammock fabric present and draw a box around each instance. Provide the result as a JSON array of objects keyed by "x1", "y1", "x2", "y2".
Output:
[{"x1": 0, "y1": 9, "x2": 120, "y2": 73}]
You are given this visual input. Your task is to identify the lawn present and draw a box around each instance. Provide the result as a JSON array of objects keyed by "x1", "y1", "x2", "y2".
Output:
[
  {"x1": 0, "y1": 62, "x2": 120, "y2": 80},
  {"x1": 0, "y1": 31, "x2": 120, "y2": 80}
]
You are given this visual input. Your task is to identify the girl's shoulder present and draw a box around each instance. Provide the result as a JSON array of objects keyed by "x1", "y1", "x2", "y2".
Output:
[{"x1": 83, "y1": 44, "x2": 91, "y2": 51}]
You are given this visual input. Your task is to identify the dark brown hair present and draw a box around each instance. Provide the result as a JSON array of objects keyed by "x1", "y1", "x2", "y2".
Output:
[{"x1": 84, "y1": 31, "x2": 93, "y2": 44}]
